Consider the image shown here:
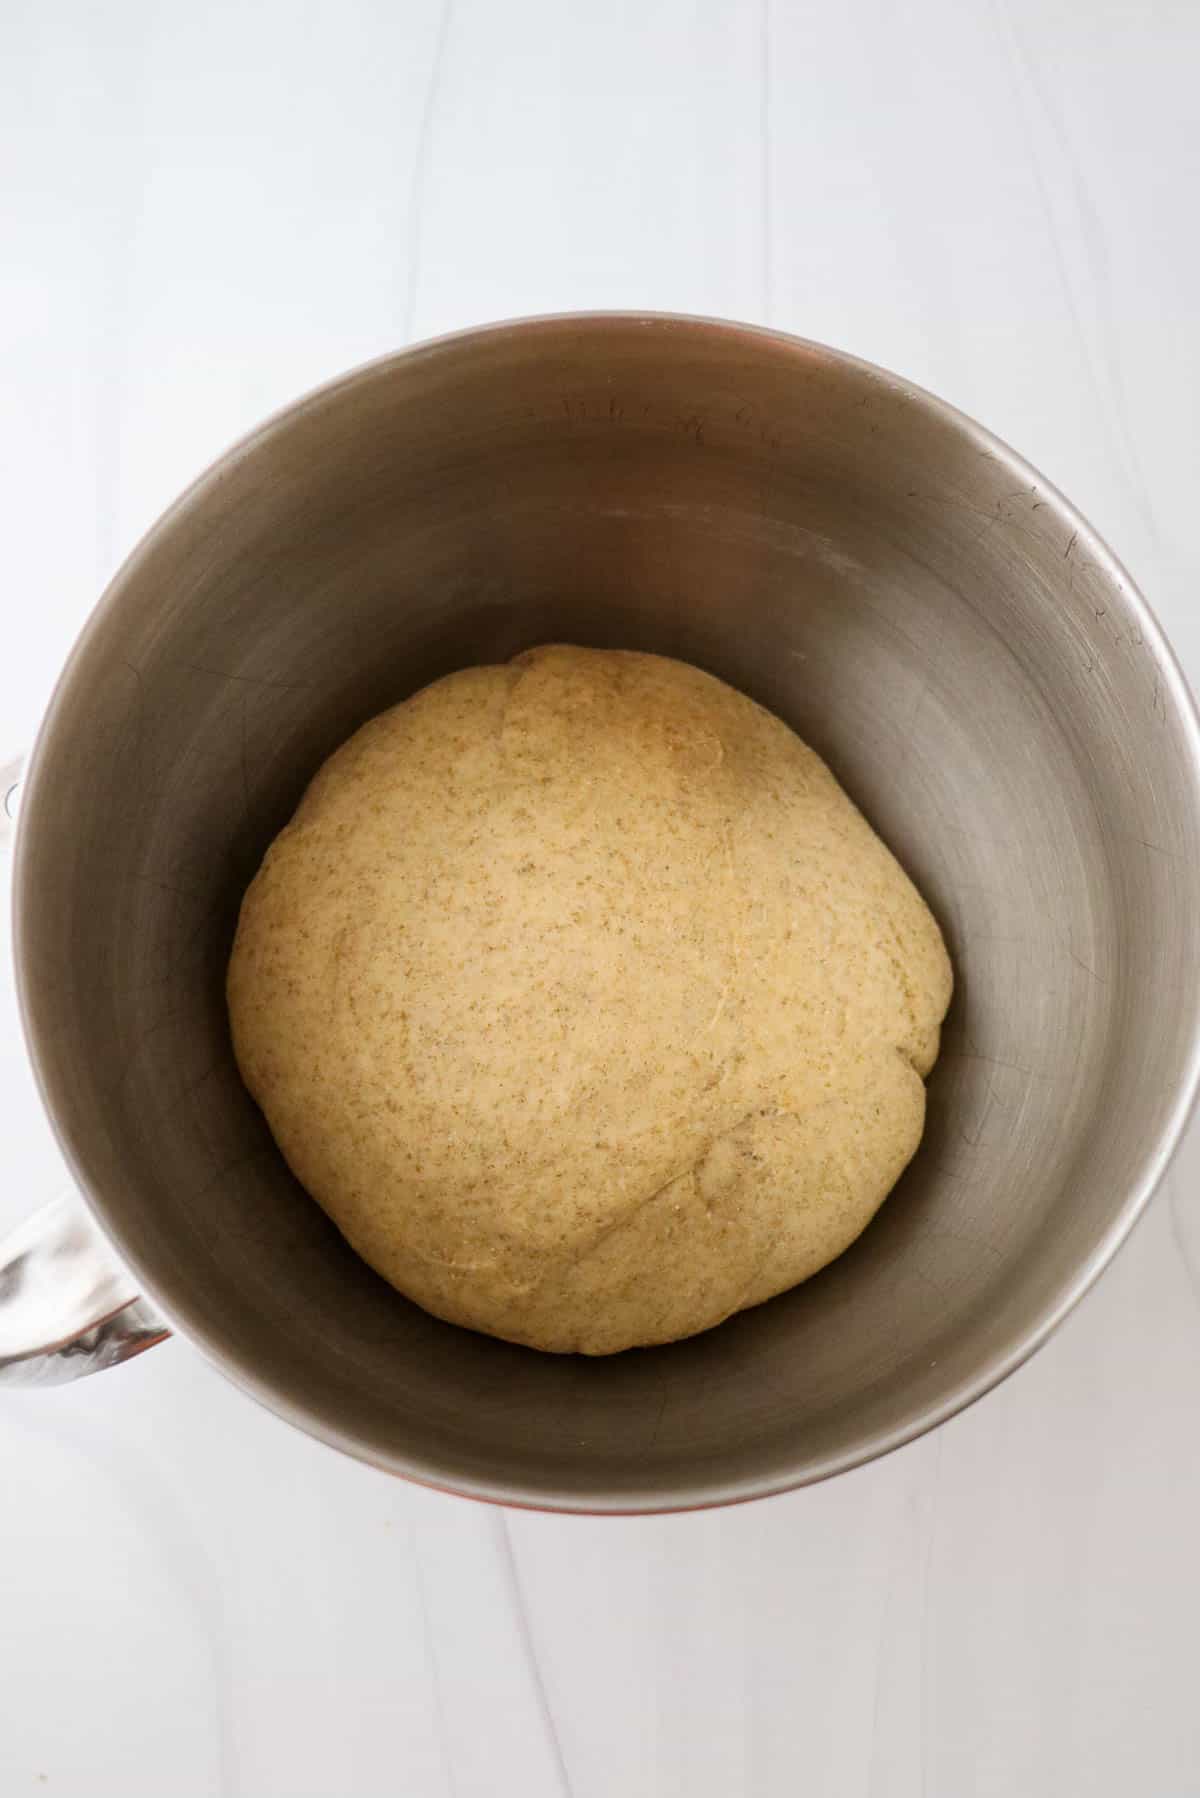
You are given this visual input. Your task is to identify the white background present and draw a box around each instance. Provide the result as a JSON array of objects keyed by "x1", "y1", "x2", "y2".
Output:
[{"x1": 4, "y1": 3, "x2": 1200, "y2": 1793}]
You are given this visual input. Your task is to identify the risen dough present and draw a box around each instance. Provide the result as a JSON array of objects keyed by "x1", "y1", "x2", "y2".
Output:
[{"x1": 228, "y1": 646, "x2": 952, "y2": 1354}]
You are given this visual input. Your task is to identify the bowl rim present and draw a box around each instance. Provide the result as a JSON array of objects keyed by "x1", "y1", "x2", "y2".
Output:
[{"x1": 14, "y1": 310, "x2": 1200, "y2": 1513}]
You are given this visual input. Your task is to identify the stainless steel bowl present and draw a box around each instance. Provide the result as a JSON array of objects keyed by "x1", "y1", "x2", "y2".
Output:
[{"x1": 7, "y1": 315, "x2": 1200, "y2": 1510}]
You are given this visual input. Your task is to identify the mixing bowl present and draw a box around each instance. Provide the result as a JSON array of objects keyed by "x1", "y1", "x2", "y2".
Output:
[{"x1": 4, "y1": 314, "x2": 1199, "y2": 1510}]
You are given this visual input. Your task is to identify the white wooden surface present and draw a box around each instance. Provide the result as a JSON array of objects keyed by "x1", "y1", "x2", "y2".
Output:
[{"x1": 4, "y1": 3, "x2": 1200, "y2": 1793}]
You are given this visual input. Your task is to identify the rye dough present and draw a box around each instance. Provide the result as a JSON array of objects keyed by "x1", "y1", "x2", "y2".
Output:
[{"x1": 228, "y1": 646, "x2": 952, "y2": 1354}]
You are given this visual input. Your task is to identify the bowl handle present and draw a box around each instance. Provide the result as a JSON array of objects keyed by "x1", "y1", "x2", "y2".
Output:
[
  {"x1": 0, "y1": 759, "x2": 170, "y2": 1385},
  {"x1": 0, "y1": 1196, "x2": 169, "y2": 1385}
]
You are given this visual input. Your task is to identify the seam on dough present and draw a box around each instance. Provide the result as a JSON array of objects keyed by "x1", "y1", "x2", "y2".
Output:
[
  {"x1": 395, "y1": 1239, "x2": 512, "y2": 1281},
  {"x1": 730, "y1": 1224, "x2": 789, "y2": 1314},
  {"x1": 557, "y1": 1100, "x2": 800, "y2": 1278}
]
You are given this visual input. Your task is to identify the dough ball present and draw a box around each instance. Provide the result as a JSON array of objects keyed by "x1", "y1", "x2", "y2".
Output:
[{"x1": 228, "y1": 646, "x2": 952, "y2": 1353}]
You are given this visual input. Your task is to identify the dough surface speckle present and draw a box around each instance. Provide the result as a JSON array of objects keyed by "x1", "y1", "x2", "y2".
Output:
[{"x1": 228, "y1": 646, "x2": 952, "y2": 1353}]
